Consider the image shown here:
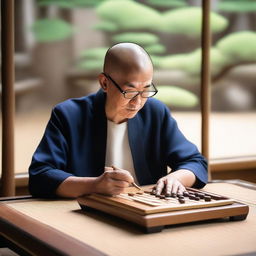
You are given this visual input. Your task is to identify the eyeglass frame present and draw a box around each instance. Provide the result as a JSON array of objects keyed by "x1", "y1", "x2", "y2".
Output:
[{"x1": 102, "y1": 72, "x2": 158, "y2": 99}]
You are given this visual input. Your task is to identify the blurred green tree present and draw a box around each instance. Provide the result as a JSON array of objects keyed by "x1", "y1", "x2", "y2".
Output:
[
  {"x1": 155, "y1": 85, "x2": 198, "y2": 108},
  {"x1": 217, "y1": 0, "x2": 256, "y2": 12},
  {"x1": 31, "y1": 18, "x2": 74, "y2": 42},
  {"x1": 31, "y1": 0, "x2": 256, "y2": 109}
]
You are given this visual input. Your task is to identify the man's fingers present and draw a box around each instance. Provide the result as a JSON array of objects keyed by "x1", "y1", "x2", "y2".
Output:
[
  {"x1": 104, "y1": 166, "x2": 114, "y2": 172},
  {"x1": 171, "y1": 181, "x2": 179, "y2": 194},
  {"x1": 165, "y1": 181, "x2": 173, "y2": 195},
  {"x1": 112, "y1": 171, "x2": 134, "y2": 183},
  {"x1": 107, "y1": 167, "x2": 134, "y2": 183},
  {"x1": 155, "y1": 179, "x2": 165, "y2": 195},
  {"x1": 166, "y1": 180, "x2": 186, "y2": 194},
  {"x1": 156, "y1": 177, "x2": 186, "y2": 195},
  {"x1": 177, "y1": 185, "x2": 186, "y2": 194},
  {"x1": 110, "y1": 179, "x2": 131, "y2": 188},
  {"x1": 104, "y1": 170, "x2": 134, "y2": 184}
]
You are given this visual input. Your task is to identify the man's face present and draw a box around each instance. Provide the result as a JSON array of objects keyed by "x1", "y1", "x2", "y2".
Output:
[{"x1": 104, "y1": 69, "x2": 153, "y2": 123}]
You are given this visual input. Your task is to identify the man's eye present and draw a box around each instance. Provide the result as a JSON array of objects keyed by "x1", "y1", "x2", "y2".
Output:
[{"x1": 126, "y1": 91, "x2": 137, "y2": 93}]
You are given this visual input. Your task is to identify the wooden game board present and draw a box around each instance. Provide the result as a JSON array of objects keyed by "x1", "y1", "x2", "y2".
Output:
[{"x1": 77, "y1": 186, "x2": 249, "y2": 233}]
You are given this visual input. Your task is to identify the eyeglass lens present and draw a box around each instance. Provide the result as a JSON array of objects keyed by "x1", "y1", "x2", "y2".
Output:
[{"x1": 124, "y1": 91, "x2": 156, "y2": 99}]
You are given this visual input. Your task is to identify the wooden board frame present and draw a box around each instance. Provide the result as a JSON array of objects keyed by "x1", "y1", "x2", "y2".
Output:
[{"x1": 77, "y1": 186, "x2": 249, "y2": 233}]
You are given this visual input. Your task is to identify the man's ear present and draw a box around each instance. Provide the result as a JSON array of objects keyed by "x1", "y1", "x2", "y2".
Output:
[{"x1": 98, "y1": 73, "x2": 108, "y2": 92}]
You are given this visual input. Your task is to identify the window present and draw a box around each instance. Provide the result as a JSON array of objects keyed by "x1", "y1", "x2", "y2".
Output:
[{"x1": 1, "y1": 0, "x2": 255, "y2": 196}]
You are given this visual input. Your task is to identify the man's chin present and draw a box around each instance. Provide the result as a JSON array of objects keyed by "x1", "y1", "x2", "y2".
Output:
[
  {"x1": 122, "y1": 108, "x2": 141, "y2": 119},
  {"x1": 126, "y1": 112, "x2": 138, "y2": 119}
]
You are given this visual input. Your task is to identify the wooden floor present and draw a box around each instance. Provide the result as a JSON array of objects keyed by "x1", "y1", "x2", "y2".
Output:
[{"x1": 0, "y1": 109, "x2": 255, "y2": 175}]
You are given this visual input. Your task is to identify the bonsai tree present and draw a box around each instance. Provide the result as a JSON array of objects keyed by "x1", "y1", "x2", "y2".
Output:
[
  {"x1": 155, "y1": 85, "x2": 198, "y2": 108},
  {"x1": 144, "y1": 0, "x2": 188, "y2": 9},
  {"x1": 38, "y1": 0, "x2": 105, "y2": 8},
  {"x1": 78, "y1": 1, "x2": 229, "y2": 108},
  {"x1": 32, "y1": 0, "x2": 256, "y2": 109},
  {"x1": 155, "y1": 31, "x2": 256, "y2": 83},
  {"x1": 80, "y1": 2, "x2": 227, "y2": 70},
  {"x1": 31, "y1": 18, "x2": 74, "y2": 42}
]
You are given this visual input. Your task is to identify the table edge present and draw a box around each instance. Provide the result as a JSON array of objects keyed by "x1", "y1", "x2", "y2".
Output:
[{"x1": 0, "y1": 203, "x2": 106, "y2": 256}]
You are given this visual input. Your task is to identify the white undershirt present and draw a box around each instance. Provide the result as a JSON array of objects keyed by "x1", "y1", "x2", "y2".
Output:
[{"x1": 105, "y1": 120, "x2": 138, "y2": 184}]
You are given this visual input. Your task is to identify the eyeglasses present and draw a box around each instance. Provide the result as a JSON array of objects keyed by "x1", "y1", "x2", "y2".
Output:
[{"x1": 102, "y1": 72, "x2": 158, "y2": 99}]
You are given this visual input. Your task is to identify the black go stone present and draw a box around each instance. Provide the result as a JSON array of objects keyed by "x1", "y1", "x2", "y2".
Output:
[
  {"x1": 183, "y1": 191, "x2": 189, "y2": 197},
  {"x1": 204, "y1": 196, "x2": 211, "y2": 202},
  {"x1": 179, "y1": 198, "x2": 185, "y2": 204},
  {"x1": 171, "y1": 192, "x2": 177, "y2": 198}
]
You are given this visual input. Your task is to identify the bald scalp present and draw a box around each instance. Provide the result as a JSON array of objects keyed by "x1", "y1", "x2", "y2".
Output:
[{"x1": 103, "y1": 43, "x2": 153, "y2": 76}]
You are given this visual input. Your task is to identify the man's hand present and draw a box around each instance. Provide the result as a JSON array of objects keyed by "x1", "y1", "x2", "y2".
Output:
[
  {"x1": 154, "y1": 169, "x2": 196, "y2": 195},
  {"x1": 154, "y1": 174, "x2": 186, "y2": 196},
  {"x1": 94, "y1": 166, "x2": 134, "y2": 195}
]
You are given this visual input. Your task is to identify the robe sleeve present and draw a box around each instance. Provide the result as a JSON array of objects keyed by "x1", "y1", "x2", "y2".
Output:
[
  {"x1": 162, "y1": 106, "x2": 208, "y2": 188},
  {"x1": 28, "y1": 107, "x2": 73, "y2": 197}
]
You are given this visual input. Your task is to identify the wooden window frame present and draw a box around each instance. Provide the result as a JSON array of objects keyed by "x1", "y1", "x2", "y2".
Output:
[{"x1": 1, "y1": 0, "x2": 255, "y2": 196}]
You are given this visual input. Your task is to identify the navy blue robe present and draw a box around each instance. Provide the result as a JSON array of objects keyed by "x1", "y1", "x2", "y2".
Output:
[{"x1": 29, "y1": 89, "x2": 208, "y2": 197}]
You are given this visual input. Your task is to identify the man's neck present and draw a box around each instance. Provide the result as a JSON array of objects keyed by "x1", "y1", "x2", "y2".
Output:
[
  {"x1": 106, "y1": 115, "x2": 127, "y2": 124},
  {"x1": 105, "y1": 102, "x2": 128, "y2": 124}
]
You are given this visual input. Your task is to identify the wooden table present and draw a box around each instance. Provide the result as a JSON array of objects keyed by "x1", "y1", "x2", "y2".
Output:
[{"x1": 0, "y1": 182, "x2": 256, "y2": 256}]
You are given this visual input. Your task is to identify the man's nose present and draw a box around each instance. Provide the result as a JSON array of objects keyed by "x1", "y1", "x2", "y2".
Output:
[{"x1": 130, "y1": 93, "x2": 142, "y2": 104}]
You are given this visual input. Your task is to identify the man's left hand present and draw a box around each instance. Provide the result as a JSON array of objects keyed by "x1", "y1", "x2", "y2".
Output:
[{"x1": 154, "y1": 173, "x2": 186, "y2": 196}]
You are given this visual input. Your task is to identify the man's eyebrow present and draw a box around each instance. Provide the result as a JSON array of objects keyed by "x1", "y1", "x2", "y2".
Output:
[{"x1": 124, "y1": 83, "x2": 152, "y2": 88}]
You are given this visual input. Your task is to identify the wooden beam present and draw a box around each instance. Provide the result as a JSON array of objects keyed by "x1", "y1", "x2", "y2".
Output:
[
  {"x1": 210, "y1": 157, "x2": 256, "y2": 172},
  {"x1": 1, "y1": 0, "x2": 15, "y2": 196},
  {"x1": 201, "y1": 0, "x2": 212, "y2": 180}
]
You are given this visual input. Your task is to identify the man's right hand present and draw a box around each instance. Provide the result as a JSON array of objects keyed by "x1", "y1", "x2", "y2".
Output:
[{"x1": 94, "y1": 166, "x2": 134, "y2": 195}]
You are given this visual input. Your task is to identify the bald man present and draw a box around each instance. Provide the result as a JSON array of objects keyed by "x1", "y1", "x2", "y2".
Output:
[{"x1": 29, "y1": 43, "x2": 208, "y2": 198}]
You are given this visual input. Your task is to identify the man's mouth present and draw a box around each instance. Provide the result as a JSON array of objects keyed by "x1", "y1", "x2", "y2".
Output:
[{"x1": 126, "y1": 107, "x2": 139, "y2": 111}]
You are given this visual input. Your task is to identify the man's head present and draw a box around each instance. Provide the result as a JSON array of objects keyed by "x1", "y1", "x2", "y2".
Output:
[{"x1": 99, "y1": 43, "x2": 156, "y2": 124}]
